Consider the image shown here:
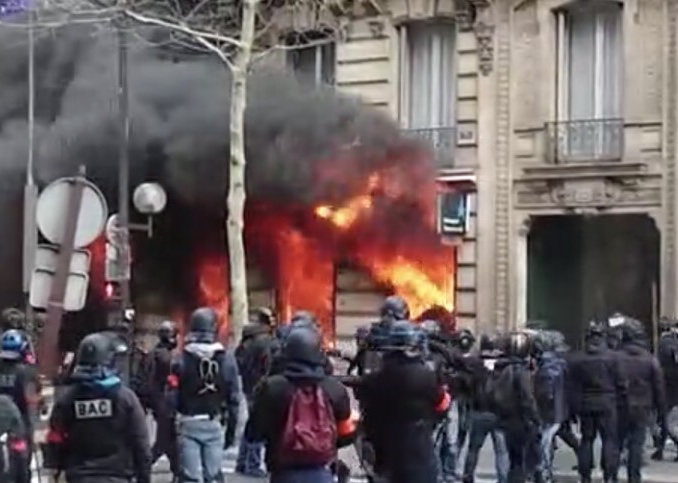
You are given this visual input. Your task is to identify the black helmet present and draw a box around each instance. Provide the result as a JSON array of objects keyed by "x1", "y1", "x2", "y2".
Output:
[
  {"x1": 586, "y1": 320, "x2": 606, "y2": 338},
  {"x1": 255, "y1": 307, "x2": 276, "y2": 326},
  {"x1": 507, "y1": 332, "x2": 530, "y2": 359},
  {"x1": 283, "y1": 326, "x2": 322, "y2": 363},
  {"x1": 188, "y1": 307, "x2": 218, "y2": 339},
  {"x1": 75, "y1": 332, "x2": 116, "y2": 372},
  {"x1": 380, "y1": 295, "x2": 410, "y2": 323},
  {"x1": 456, "y1": 329, "x2": 475, "y2": 351},
  {"x1": 621, "y1": 318, "x2": 646, "y2": 343},
  {"x1": 158, "y1": 320, "x2": 178, "y2": 348}
]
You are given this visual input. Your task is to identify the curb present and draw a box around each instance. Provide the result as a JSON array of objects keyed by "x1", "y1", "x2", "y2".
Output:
[{"x1": 476, "y1": 471, "x2": 676, "y2": 483}]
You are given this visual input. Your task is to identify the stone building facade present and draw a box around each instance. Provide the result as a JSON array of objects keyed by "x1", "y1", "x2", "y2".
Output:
[{"x1": 280, "y1": 0, "x2": 676, "y2": 332}]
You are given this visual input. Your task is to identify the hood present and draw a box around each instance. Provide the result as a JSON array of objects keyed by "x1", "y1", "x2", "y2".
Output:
[
  {"x1": 184, "y1": 341, "x2": 224, "y2": 359},
  {"x1": 69, "y1": 368, "x2": 121, "y2": 391},
  {"x1": 282, "y1": 359, "x2": 326, "y2": 381},
  {"x1": 242, "y1": 323, "x2": 269, "y2": 341}
]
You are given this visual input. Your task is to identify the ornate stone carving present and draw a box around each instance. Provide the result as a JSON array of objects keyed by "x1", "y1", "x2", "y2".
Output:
[
  {"x1": 515, "y1": 178, "x2": 663, "y2": 209},
  {"x1": 454, "y1": 0, "x2": 494, "y2": 75},
  {"x1": 475, "y1": 21, "x2": 495, "y2": 76},
  {"x1": 367, "y1": 19, "x2": 385, "y2": 37}
]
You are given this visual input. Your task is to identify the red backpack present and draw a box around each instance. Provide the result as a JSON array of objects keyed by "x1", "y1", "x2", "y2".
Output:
[{"x1": 277, "y1": 384, "x2": 337, "y2": 466}]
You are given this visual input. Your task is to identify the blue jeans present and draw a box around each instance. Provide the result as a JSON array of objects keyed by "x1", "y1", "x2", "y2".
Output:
[
  {"x1": 177, "y1": 416, "x2": 224, "y2": 483},
  {"x1": 537, "y1": 423, "x2": 560, "y2": 483},
  {"x1": 270, "y1": 467, "x2": 333, "y2": 483},
  {"x1": 236, "y1": 401, "x2": 264, "y2": 474},
  {"x1": 435, "y1": 400, "x2": 460, "y2": 481},
  {"x1": 462, "y1": 411, "x2": 509, "y2": 483}
]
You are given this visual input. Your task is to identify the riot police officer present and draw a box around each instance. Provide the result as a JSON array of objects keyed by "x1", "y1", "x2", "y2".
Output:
[
  {"x1": 43, "y1": 332, "x2": 151, "y2": 483},
  {"x1": 0, "y1": 329, "x2": 40, "y2": 478},
  {"x1": 168, "y1": 307, "x2": 240, "y2": 483}
]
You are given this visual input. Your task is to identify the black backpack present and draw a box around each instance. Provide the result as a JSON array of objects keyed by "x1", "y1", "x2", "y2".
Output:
[{"x1": 484, "y1": 364, "x2": 517, "y2": 417}]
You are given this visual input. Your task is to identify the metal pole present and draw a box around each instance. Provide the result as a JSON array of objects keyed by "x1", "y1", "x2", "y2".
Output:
[
  {"x1": 22, "y1": 5, "x2": 38, "y2": 328},
  {"x1": 116, "y1": 18, "x2": 131, "y2": 312}
]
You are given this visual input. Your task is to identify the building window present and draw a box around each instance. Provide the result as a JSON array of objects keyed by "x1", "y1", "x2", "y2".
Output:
[
  {"x1": 400, "y1": 21, "x2": 456, "y2": 129},
  {"x1": 287, "y1": 39, "x2": 336, "y2": 86},
  {"x1": 553, "y1": 1, "x2": 624, "y2": 161}
]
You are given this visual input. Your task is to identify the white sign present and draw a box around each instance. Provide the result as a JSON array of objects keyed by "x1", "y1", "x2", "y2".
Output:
[
  {"x1": 34, "y1": 244, "x2": 91, "y2": 273},
  {"x1": 36, "y1": 177, "x2": 108, "y2": 248},
  {"x1": 73, "y1": 399, "x2": 113, "y2": 419},
  {"x1": 29, "y1": 269, "x2": 89, "y2": 311}
]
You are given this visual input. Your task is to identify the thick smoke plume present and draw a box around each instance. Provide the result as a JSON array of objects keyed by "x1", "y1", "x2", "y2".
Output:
[{"x1": 0, "y1": 15, "x2": 438, "y2": 334}]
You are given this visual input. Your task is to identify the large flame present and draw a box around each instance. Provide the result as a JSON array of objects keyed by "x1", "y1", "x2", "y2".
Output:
[{"x1": 194, "y1": 146, "x2": 456, "y2": 338}]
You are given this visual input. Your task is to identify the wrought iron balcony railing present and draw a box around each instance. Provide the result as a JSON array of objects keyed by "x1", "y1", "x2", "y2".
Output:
[
  {"x1": 402, "y1": 127, "x2": 456, "y2": 169},
  {"x1": 546, "y1": 118, "x2": 624, "y2": 164}
]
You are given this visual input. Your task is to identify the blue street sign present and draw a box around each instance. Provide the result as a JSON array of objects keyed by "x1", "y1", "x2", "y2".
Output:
[{"x1": 0, "y1": 0, "x2": 27, "y2": 17}]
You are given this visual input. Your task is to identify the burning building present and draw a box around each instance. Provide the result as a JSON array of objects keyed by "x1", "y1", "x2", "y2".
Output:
[{"x1": 0, "y1": 19, "x2": 457, "y2": 347}]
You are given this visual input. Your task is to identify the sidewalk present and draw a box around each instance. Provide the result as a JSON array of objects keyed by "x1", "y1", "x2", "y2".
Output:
[{"x1": 473, "y1": 442, "x2": 678, "y2": 483}]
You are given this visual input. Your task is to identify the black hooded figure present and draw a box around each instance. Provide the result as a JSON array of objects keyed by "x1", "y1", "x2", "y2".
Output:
[
  {"x1": 569, "y1": 322, "x2": 627, "y2": 483},
  {"x1": 617, "y1": 322, "x2": 665, "y2": 483},
  {"x1": 150, "y1": 320, "x2": 179, "y2": 477}
]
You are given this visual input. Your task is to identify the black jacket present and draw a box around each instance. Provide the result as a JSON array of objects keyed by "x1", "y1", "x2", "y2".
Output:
[
  {"x1": 248, "y1": 356, "x2": 353, "y2": 471},
  {"x1": 618, "y1": 341, "x2": 666, "y2": 417},
  {"x1": 43, "y1": 377, "x2": 151, "y2": 483},
  {"x1": 357, "y1": 352, "x2": 447, "y2": 482},
  {"x1": 493, "y1": 357, "x2": 540, "y2": 428},
  {"x1": 236, "y1": 324, "x2": 274, "y2": 397},
  {"x1": 568, "y1": 336, "x2": 627, "y2": 414}
]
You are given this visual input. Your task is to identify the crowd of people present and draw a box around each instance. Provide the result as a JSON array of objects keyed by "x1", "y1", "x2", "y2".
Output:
[{"x1": 0, "y1": 300, "x2": 673, "y2": 483}]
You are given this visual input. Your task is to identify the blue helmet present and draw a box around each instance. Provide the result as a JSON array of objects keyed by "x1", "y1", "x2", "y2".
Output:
[{"x1": 0, "y1": 330, "x2": 28, "y2": 360}]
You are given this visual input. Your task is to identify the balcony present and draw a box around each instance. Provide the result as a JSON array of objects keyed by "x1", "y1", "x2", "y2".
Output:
[
  {"x1": 402, "y1": 127, "x2": 456, "y2": 169},
  {"x1": 546, "y1": 118, "x2": 624, "y2": 164}
]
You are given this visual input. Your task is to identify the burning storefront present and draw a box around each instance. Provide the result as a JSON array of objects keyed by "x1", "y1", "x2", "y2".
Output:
[{"x1": 0, "y1": 21, "x2": 457, "y2": 346}]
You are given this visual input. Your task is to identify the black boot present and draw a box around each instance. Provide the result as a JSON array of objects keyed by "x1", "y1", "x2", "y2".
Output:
[{"x1": 651, "y1": 449, "x2": 663, "y2": 461}]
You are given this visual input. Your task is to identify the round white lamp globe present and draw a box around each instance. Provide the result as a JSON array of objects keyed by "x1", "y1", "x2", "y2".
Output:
[{"x1": 133, "y1": 182, "x2": 167, "y2": 215}]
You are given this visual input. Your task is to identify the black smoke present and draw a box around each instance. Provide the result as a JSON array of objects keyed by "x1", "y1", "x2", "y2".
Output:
[{"x1": 0, "y1": 14, "x2": 434, "y2": 341}]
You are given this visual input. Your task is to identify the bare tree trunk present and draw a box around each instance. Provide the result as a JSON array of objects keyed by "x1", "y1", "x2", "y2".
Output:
[{"x1": 226, "y1": 0, "x2": 258, "y2": 345}]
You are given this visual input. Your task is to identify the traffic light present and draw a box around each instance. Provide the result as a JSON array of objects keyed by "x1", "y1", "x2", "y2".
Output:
[{"x1": 105, "y1": 282, "x2": 122, "y2": 301}]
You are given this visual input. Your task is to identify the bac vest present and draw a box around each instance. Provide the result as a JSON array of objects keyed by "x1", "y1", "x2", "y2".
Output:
[
  {"x1": 0, "y1": 363, "x2": 26, "y2": 416},
  {"x1": 66, "y1": 387, "x2": 125, "y2": 460},
  {"x1": 177, "y1": 351, "x2": 228, "y2": 416}
]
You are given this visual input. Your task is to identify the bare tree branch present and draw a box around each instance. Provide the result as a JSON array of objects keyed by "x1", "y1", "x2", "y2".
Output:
[{"x1": 121, "y1": 7, "x2": 244, "y2": 48}]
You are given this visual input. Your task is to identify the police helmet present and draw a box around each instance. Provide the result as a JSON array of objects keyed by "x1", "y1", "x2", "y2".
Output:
[
  {"x1": 73, "y1": 332, "x2": 117, "y2": 374},
  {"x1": 255, "y1": 307, "x2": 276, "y2": 326},
  {"x1": 188, "y1": 307, "x2": 218, "y2": 341},
  {"x1": 283, "y1": 326, "x2": 322, "y2": 363},
  {"x1": 380, "y1": 295, "x2": 410, "y2": 323},
  {"x1": 158, "y1": 320, "x2": 178, "y2": 347},
  {"x1": 507, "y1": 332, "x2": 531, "y2": 359},
  {"x1": 479, "y1": 333, "x2": 494, "y2": 352},
  {"x1": 355, "y1": 326, "x2": 369, "y2": 342},
  {"x1": 585, "y1": 320, "x2": 606, "y2": 338},
  {"x1": 420, "y1": 320, "x2": 441, "y2": 335},
  {"x1": 0, "y1": 330, "x2": 28, "y2": 360},
  {"x1": 456, "y1": 329, "x2": 476, "y2": 350},
  {"x1": 621, "y1": 318, "x2": 646, "y2": 343}
]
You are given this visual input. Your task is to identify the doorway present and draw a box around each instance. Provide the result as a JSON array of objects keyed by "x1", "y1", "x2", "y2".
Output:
[{"x1": 527, "y1": 214, "x2": 659, "y2": 347}]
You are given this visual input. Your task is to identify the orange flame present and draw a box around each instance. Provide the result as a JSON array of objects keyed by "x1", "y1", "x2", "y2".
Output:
[{"x1": 197, "y1": 256, "x2": 230, "y2": 339}]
